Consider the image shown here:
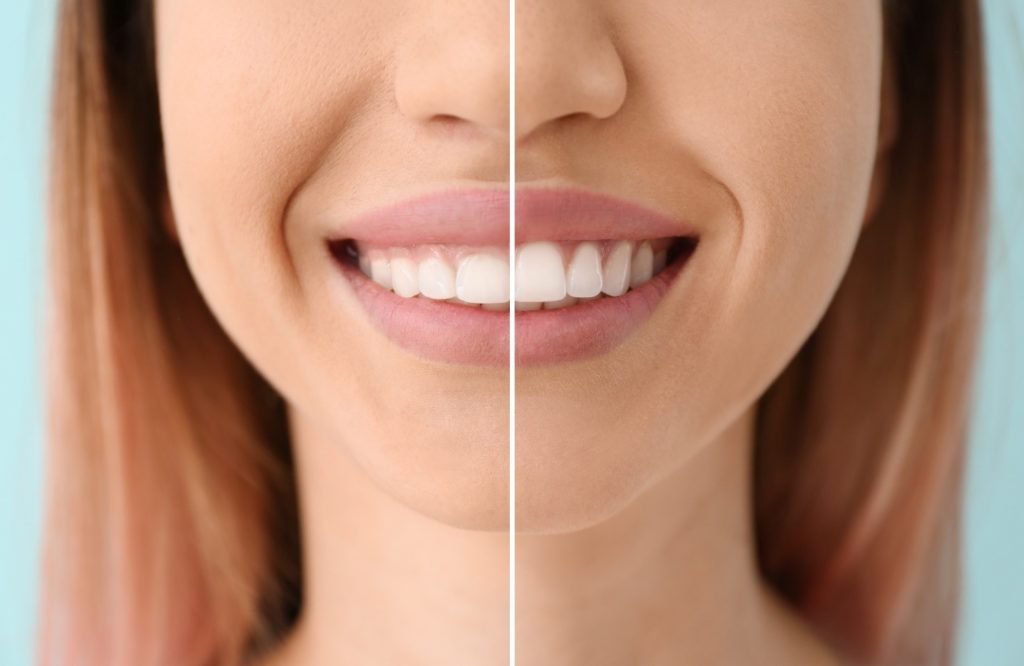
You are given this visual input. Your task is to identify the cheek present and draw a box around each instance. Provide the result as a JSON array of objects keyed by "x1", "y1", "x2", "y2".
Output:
[
  {"x1": 154, "y1": 0, "x2": 390, "y2": 391},
  {"x1": 631, "y1": 0, "x2": 884, "y2": 402},
  {"x1": 153, "y1": 1, "x2": 511, "y2": 529}
]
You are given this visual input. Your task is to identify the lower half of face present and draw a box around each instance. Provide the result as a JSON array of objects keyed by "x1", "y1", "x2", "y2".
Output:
[
  {"x1": 156, "y1": 0, "x2": 512, "y2": 530},
  {"x1": 512, "y1": 0, "x2": 885, "y2": 531},
  {"x1": 155, "y1": 0, "x2": 883, "y2": 533}
]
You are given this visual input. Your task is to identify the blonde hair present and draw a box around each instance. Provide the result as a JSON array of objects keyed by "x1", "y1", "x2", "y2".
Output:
[
  {"x1": 39, "y1": 1, "x2": 298, "y2": 664},
  {"x1": 38, "y1": 0, "x2": 988, "y2": 664},
  {"x1": 757, "y1": 1, "x2": 988, "y2": 663}
]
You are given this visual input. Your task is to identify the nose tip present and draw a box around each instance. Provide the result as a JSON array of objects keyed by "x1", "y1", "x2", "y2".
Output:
[
  {"x1": 514, "y1": 9, "x2": 627, "y2": 143},
  {"x1": 395, "y1": 33, "x2": 510, "y2": 140},
  {"x1": 514, "y1": 57, "x2": 627, "y2": 141}
]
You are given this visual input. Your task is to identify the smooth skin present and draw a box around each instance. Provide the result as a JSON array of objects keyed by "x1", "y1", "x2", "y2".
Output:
[
  {"x1": 155, "y1": 0, "x2": 893, "y2": 662},
  {"x1": 516, "y1": 0, "x2": 892, "y2": 663},
  {"x1": 156, "y1": 1, "x2": 510, "y2": 663}
]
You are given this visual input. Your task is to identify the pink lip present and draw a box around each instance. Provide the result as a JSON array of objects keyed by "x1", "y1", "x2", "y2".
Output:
[
  {"x1": 515, "y1": 254, "x2": 692, "y2": 365},
  {"x1": 331, "y1": 188, "x2": 509, "y2": 247},
  {"x1": 328, "y1": 187, "x2": 697, "y2": 366},
  {"x1": 516, "y1": 187, "x2": 696, "y2": 242},
  {"x1": 339, "y1": 259, "x2": 510, "y2": 365}
]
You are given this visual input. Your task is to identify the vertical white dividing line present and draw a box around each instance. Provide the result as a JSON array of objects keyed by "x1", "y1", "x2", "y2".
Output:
[{"x1": 508, "y1": 0, "x2": 516, "y2": 660}]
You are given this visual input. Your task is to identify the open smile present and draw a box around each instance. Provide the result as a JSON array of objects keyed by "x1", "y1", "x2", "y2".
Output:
[{"x1": 327, "y1": 188, "x2": 699, "y2": 365}]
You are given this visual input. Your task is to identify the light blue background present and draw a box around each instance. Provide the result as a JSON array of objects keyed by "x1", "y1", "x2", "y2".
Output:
[{"x1": 1, "y1": 2, "x2": 1021, "y2": 665}]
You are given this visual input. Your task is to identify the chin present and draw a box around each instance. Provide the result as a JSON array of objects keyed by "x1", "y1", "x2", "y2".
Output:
[
  {"x1": 353, "y1": 423, "x2": 512, "y2": 532},
  {"x1": 513, "y1": 438, "x2": 660, "y2": 535}
]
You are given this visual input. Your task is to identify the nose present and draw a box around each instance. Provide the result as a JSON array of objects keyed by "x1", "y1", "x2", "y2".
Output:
[
  {"x1": 515, "y1": 0, "x2": 627, "y2": 142},
  {"x1": 394, "y1": 4, "x2": 510, "y2": 139}
]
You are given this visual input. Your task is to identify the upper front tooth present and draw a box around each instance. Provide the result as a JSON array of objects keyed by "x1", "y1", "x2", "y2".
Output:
[
  {"x1": 515, "y1": 242, "x2": 566, "y2": 302},
  {"x1": 567, "y1": 242, "x2": 603, "y2": 298},
  {"x1": 602, "y1": 241, "x2": 632, "y2": 296},
  {"x1": 418, "y1": 256, "x2": 456, "y2": 300},
  {"x1": 390, "y1": 257, "x2": 420, "y2": 298},
  {"x1": 630, "y1": 241, "x2": 654, "y2": 288},
  {"x1": 456, "y1": 254, "x2": 510, "y2": 304}
]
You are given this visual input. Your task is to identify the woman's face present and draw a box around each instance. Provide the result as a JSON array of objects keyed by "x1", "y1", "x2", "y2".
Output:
[{"x1": 156, "y1": 0, "x2": 888, "y2": 531}]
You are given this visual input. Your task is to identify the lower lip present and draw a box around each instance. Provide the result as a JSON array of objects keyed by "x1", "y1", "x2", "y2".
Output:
[
  {"x1": 331, "y1": 246, "x2": 695, "y2": 366},
  {"x1": 515, "y1": 252, "x2": 692, "y2": 365}
]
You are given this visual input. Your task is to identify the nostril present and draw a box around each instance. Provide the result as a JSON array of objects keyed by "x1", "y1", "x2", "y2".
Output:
[{"x1": 424, "y1": 114, "x2": 492, "y2": 139}]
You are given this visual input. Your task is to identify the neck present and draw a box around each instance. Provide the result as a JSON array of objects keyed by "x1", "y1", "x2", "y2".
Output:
[
  {"x1": 273, "y1": 410, "x2": 510, "y2": 666},
  {"x1": 516, "y1": 407, "x2": 823, "y2": 665},
  {"x1": 268, "y1": 405, "x2": 833, "y2": 666}
]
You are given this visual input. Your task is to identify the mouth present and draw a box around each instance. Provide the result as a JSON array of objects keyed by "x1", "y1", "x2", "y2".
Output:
[{"x1": 326, "y1": 188, "x2": 699, "y2": 365}]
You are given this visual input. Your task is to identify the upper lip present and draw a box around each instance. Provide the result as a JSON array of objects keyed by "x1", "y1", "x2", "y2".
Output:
[
  {"x1": 329, "y1": 188, "x2": 510, "y2": 247},
  {"x1": 330, "y1": 186, "x2": 697, "y2": 247},
  {"x1": 516, "y1": 187, "x2": 696, "y2": 243}
]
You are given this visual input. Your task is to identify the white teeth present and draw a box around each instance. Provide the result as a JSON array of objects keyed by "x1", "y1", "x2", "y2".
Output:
[
  {"x1": 390, "y1": 257, "x2": 420, "y2": 298},
  {"x1": 418, "y1": 256, "x2": 456, "y2": 300},
  {"x1": 456, "y1": 254, "x2": 510, "y2": 304},
  {"x1": 602, "y1": 241, "x2": 632, "y2": 297},
  {"x1": 354, "y1": 237, "x2": 679, "y2": 310},
  {"x1": 370, "y1": 258, "x2": 392, "y2": 289},
  {"x1": 630, "y1": 241, "x2": 654, "y2": 288},
  {"x1": 515, "y1": 242, "x2": 567, "y2": 302},
  {"x1": 566, "y1": 242, "x2": 603, "y2": 298},
  {"x1": 544, "y1": 296, "x2": 579, "y2": 310}
]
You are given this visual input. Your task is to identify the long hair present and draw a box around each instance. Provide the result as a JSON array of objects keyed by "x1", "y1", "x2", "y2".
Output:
[
  {"x1": 39, "y1": 1, "x2": 298, "y2": 664},
  {"x1": 38, "y1": 0, "x2": 988, "y2": 664},
  {"x1": 756, "y1": 1, "x2": 988, "y2": 663}
]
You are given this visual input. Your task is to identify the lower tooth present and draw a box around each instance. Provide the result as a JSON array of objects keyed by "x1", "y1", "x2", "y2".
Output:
[
  {"x1": 515, "y1": 301, "x2": 542, "y2": 312},
  {"x1": 544, "y1": 296, "x2": 579, "y2": 310}
]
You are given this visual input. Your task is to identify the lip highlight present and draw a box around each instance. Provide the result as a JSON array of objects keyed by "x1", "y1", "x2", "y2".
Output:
[{"x1": 326, "y1": 187, "x2": 698, "y2": 365}]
